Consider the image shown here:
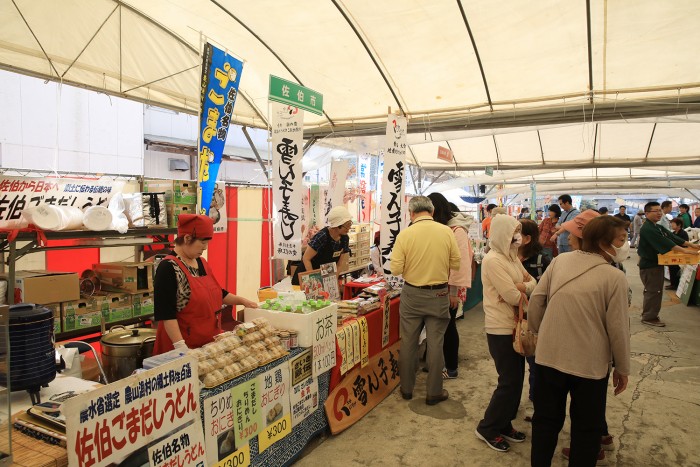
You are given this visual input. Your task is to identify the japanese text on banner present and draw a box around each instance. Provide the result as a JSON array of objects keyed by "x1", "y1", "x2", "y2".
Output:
[
  {"x1": 270, "y1": 101, "x2": 304, "y2": 260},
  {"x1": 147, "y1": 420, "x2": 206, "y2": 467},
  {"x1": 328, "y1": 159, "x2": 349, "y2": 211},
  {"x1": 64, "y1": 357, "x2": 199, "y2": 467},
  {"x1": 380, "y1": 115, "x2": 407, "y2": 276},
  {"x1": 197, "y1": 43, "x2": 243, "y2": 215},
  {"x1": 312, "y1": 305, "x2": 337, "y2": 376},
  {"x1": 203, "y1": 390, "x2": 237, "y2": 465},
  {"x1": 0, "y1": 176, "x2": 122, "y2": 229},
  {"x1": 358, "y1": 155, "x2": 372, "y2": 223},
  {"x1": 256, "y1": 362, "x2": 292, "y2": 452}
]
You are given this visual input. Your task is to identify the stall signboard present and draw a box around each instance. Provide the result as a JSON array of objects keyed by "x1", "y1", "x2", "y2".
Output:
[
  {"x1": 437, "y1": 146, "x2": 453, "y2": 162},
  {"x1": 325, "y1": 341, "x2": 401, "y2": 434},
  {"x1": 290, "y1": 348, "x2": 313, "y2": 387},
  {"x1": 197, "y1": 43, "x2": 243, "y2": 215},
  {"x1": 329, "y1": 159, "x2": 349, "y2": 211},
  {"x1": 290, "y1": 375, "x2": 319, "y2": 428},
  {"x1": 269, "y1": 75, "x2": 323, "y2": 116},
  {"x1": 270, "y1": 101, "x2": 304, "y2": 260},
  {"x1": 320, "y1": 262, "x2": 340, "y2": 300},
  {"x1": 256, "y1": 362, "x2": 292, "y2": 453},
  {"x1": 358, "y1": 317, "x2": 370, "y2": 368},
  {"x1": 231, "y1": 379, "x2": 262, "y2": 446},
  {"x1": 380, "y1": 115, "x2": 407, "y2": 278},
  {"x1": 147, "y1": 420, "x2": 206, "y2": 467},
  {"x1": 312, "y1": 305, "x2": 337, "y2": 375},
  {"x1": 0, "y1": 176, "x2": 124, "y2": 229},
  {"x1": 677, "y1": 264, "x2": 698, "y2": 305},
  {"x1": 358, "y1": 154, "x2": 372, "y2": 222},
  {"x1": 64, "y1": 356, "x2": 200, "y2": 467},
  {"x1": 202, "y1": 389, "x2": 237, "y2": 465}
]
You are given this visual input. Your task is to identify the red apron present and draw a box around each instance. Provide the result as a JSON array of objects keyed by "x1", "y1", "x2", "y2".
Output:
[{"x1": 153, "y1": 255, "x2": 223, "y2": 355}]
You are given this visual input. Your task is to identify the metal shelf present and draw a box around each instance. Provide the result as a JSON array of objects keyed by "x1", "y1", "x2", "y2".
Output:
[{"x1": 56, "y1": 314, "x2": 154, "y2": 343}]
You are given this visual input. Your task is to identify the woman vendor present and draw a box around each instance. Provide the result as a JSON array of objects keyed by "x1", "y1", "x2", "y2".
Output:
[
  {"x1": 153, "y1": 214, "x2": 258, "y2": 354},
  {"x1": 291, "y1": 206, "x2": 353, "y2": 285}
]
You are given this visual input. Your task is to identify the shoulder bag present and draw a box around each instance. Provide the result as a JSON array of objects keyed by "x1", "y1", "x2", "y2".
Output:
[{"x1": 513, "y1": 293, "x2": 537, "y2": 357}]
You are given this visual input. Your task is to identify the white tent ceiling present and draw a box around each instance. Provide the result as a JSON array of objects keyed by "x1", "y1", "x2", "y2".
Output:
[{"x1": 2, "y1": 0, "x2": 700, "y2": 194}]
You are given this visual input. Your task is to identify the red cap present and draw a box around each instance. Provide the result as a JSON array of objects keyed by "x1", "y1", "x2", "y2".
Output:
[
  {"x1": 561, "y1": 209, "x2": 600, "y2": 239},
  {"x1": 177, "y1": 214, "x2": 214, "y2": 239}
]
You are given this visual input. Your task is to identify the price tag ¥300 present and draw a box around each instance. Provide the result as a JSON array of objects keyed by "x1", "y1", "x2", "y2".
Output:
[
  {"x1": 214, "y1": 443, "x2": 250, "y2": 467},
  {"x1": 258, "y1": 414, "x2": 292, "y2": 453}
]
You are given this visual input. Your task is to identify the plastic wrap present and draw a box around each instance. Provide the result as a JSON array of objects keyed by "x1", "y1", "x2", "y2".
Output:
[
  {"x1": 107, "y1": 193, "x2": 129, "y2": 233},
  {"x1": 22, "y1": 205, "x2": 84, "y2": 230},
  {"x1": 122, "y1": 193, "x2": 144, "y2": 227},
  {"x1": 82, "y1": 205, "x2": 113, "y2": 231}
]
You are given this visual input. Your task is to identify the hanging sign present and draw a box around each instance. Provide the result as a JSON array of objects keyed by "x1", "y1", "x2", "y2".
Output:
[
  {"x1": 325, "y1": 341, "x2": 401, "y2": 434},
  {"x1": 0, "y1": 176, "x2": 124, "y2": 229},
  {"x1": 148, "y1": 421, "x2": 206, "y2": 467},
  {"x1": 358, "y1": 154, "x2": 372, "y2": 223},
  {"x1": 321, "y1": 185, "x2": 331, "y2": 226},
  {"x1": 309, "y1": 184, "x2": 320, "y2": 229},
  {"x1": 257, "y1": 362, "x2": 292, "y2": 453},
  {"x1": 530, "y1": 183, "x2": 537, "y2": 221},
  {"x1": 65, "y1": 357, "x2": 199, "y2": 467},
  {"x1": 197, "y1": 43, "x2": 243, "y2": 215},
  {"x1": 329, "y1": 159, "x2": 349, "y2": 211},
  {"x1": 485, "y1": 166, "x2": 494, "y2": 176},
  {"x1": 437, "y1": 146, "x2": 453, "y2": 162},
  {"x1": 312, "y1": 305, "x2": 337, "y2": 375},
  {"x1": 269, "y1": 75, "x2": 323, "y2": 115},
  {"x1": 379, "y1": 115, "x2": 407, "y2": 276},
  {"x1": 270, "y1": 101, "x2": 304, "y2": 260}
]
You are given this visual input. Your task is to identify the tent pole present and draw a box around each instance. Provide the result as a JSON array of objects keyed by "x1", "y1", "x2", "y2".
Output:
[{"x1": 242, "y1": 126, "x2": 269, "y2": 182}]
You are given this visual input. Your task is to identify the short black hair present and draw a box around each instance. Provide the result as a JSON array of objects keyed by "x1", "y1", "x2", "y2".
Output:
[
  {"x1": 680, "y1": 203, "x2": 690, "y2": 210},
  {"x1": 598, "y1": 207, "x2": 608, "y2": 214},
  {"x1": 548, "y1": 204, "x2": 562, "y2": 216},
  {"x1": 558, "y1": 194, "x2": 572, "y2": 205},
  {"x1": 619, "y1": 205, "x2": 626, "y2": 210},
  {"x1": 486, "y1": 203, "x2": 497, "y2": 212},
  {"x1": 671, "y1": 217, "x2": 684, "y2": 228},
  {"x1": 644, "y1": 201, "x2": 660, "y2": 212},
  {"x1": 661, "y1": 200, "x2": 672, "y2": 209}
]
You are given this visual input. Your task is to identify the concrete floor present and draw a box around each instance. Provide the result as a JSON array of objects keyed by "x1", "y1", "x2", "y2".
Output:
[{"x1": 296, "y1": 252, "x2": 700, "y2": 467}]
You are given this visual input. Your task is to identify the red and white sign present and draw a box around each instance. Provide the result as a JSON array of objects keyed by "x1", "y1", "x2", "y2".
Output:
[{"x1": 437, "y1": 146, "x2": 453, "y2": 162}]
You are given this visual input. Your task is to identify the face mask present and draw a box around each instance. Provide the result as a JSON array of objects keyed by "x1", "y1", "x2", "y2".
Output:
[
  {"x1": 512, "y1": 233, "x2": 523, "y2": 248},
  {"x1": 607, "y1": 241, "x2": 630, "y2": 263}
]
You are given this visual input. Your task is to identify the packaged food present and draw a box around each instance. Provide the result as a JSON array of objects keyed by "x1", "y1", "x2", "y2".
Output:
[
  {"x1": 231, "y1": 347, "x2": 247, "y2": 360},
  {"x1": 204, "y1": 373, "x2": 218, "y2": 387},
  {"x1": 249, "y1": 342, "x2": 266, "y2": 353},
  {"x1": 252, "y1": 317, "x2": 271, "y2": 329},
  {"x1": 229, "y1": 362, "x2": 243, "y2": 376},
  {"x1": 198, "y1": 361, "x2": 214, "y2": 375},
  {"x1": 259, "y1": 327, "x2": 275, "y2": 338}
]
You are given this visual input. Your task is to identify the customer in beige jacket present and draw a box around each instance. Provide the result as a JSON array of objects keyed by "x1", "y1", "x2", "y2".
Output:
[
  {"x1": 529, "y1": 215, "x2": 631, "y2": 466},
  {"x1": 475, "y1": 214, "x2": 537, "y2": 453}
]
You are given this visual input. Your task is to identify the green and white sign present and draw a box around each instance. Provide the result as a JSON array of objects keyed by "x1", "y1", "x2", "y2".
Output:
[
  {"x1": 485, "y1": 166, "x2": 494, "y2": 176},
  {"x1": 269, "y1": 75, "x2": 324, "y2": 115}
]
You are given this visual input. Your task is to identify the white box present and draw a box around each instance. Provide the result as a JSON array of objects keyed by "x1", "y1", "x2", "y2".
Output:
[{"x1": 244, "y1": 303, "x2": 338, "y2": 348}]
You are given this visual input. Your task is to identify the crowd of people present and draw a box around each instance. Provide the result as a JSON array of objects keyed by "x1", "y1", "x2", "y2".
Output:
[{"x1": 390, "y1": 194, "x2": 699, "y2": 466}]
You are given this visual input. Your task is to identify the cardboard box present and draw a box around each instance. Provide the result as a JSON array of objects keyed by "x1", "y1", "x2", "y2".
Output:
[
  {"x1": 0, "y1": 270, "x2": 79, "y2": 304},
  {"x1": 167, "y1": 204, "x2": 197, "y2": 228},
  {"x1": 62, "y1": 297, "x2": 102, "y2": 331},
  {"x1": 131, "y1": 291, "x2": 154, "y2": 317},
  {"x1": 97, "y1": 293, "x2": 133, "y2": 323},
  {"x1": 43, "y1": 302, "x2": 62, "y2": 335},
  {"x1": 94, "y1": 262, "x2": 153, "y2": 292},
  {"x1": 245, "y1": 303, "x2": 337, "y2": 348},
  {"x1": 143, "y1": 179, "x2": 197, "y2": 205},
  {"x1": 657, "y1": 252, "x2": 700, "y2": 265}
]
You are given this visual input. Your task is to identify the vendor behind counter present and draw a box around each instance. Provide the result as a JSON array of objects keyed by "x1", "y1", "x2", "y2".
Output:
[
  {"x1": 291, "y1": 206, "x2": 353, "y2": 285},
  {"x1": 153, "y1": 214, "x2": 258, "y2": 355}
]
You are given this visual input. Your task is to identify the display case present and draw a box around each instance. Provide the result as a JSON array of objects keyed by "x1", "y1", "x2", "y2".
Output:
[{"x1": 0, "y1": 305, "x2": 11, "y2": 464}]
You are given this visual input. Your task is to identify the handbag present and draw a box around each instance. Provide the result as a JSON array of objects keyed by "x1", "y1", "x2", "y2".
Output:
[{"x1": 513, "y1": 293, "x2": 537, "y2": 357}]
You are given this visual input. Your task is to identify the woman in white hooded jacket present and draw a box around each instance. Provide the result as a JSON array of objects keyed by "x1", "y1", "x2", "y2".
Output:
[{"x1": 475, "y1": 214, "x2": 537, "y2": 453}]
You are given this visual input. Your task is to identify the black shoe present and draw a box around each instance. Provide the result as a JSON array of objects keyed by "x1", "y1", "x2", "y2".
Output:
[
  {"x1": 425, "y1": 389, "x2": 448, "y2": 405},
  {"x1": 666, "y1": 285, "x2": 676, "y2": 290},
  {"x1": 400, "y1": 390, "x2": 412, "y2": 400},
  {"x1": 475, "y1": 429, "x2": 510, "y2": 452},
  {"x1": 500, "y1": 428, "x2": 526, "y2": 443}
]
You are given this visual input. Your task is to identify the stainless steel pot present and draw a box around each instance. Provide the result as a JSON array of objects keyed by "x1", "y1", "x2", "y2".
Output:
[{"x1": 101, "y1": 326, "x2": 156, "y2": 382}]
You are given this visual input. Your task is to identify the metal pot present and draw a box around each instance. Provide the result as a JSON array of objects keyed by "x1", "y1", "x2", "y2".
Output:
[{"x1": 101, "y1": 326, "x2": 156, "y2": 382}]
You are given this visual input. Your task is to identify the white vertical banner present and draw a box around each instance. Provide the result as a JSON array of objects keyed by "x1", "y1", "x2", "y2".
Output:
[
  {"x1": 379, "y1": 115, "x2": 407, "y2": 276},
  {"x1": 321, "y1": 185, "x2": 331, "y2": 227},
  {"x1": 271, "y1": 102, "x2": 304, "y2": 260},
  {"x1": 358, "y1": 154, "x2": 372, "y2": 223},
  {"x1": 329, "y1": 159, "x2": 349, "y2": 210}
]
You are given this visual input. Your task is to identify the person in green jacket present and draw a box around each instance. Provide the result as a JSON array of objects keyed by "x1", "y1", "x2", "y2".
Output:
[
  {"x1": 638, "y1": 202, "x2": 700, "y2": 327},
  {"x1": 678, "y1": 204, "x2": 693, "y2": 229}
]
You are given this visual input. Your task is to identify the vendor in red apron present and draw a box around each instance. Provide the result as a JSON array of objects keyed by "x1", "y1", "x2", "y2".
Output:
[
  {"x1": 291, "y1": 206, "x2": 353, "y2": 285},
  {"x1": 153, "y1": 214, "x2": 258, "y2": 354}
]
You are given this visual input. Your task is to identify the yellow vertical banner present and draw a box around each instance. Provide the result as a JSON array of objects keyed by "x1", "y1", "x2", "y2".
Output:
[
  {"x1": 343, "y1": 325, "x2": 355, "y2": 372},
  {"x1": 350, "y1": 320, "x2": 361, "y2": 367},
  {"x1": 358, "y1": 317, "x2": 369, "y2": 368},
  {"x1": 337, "y1": 327, "x2": 348, "y2": 375}
]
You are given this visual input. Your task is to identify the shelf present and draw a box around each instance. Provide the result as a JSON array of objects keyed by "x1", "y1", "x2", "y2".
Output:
[{"x1": 56, "y1": 314, "x2": 154, "y2": 342}]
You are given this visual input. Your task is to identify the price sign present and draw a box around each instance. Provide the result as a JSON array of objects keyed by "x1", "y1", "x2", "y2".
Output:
[
  {"x1": 258, "y1": 414, "x2": 292, "y2": 453},
  {"x1": 232, "y1": 380, "x2": 262, "y2": 446},
  {"x1": 213, "y1": 444, "x2": 250, "y2": 467},
  {"x1": 312, "y1": 305, "x2": 337, "y2": 375},
  {"x1": 148, "y1": 421, "x2": 206, "y2": 467},
  {"x1": 203, "y1": 391, "x2": 236, "y2": 465},
  {"x1": 337, "y1": 328, "x2": 348, "y2": 375}
]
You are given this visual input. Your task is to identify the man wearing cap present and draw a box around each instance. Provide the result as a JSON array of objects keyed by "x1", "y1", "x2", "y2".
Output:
[
  {"x1": 291, "y1": 206, "x2": 353, "y2": 285},
  {"x1": 391, "y1": 196, "x2": 461, "y2": 406},
  {"x1": 153, "y1": 214, "x2": 258, "y2": 354},
  {"x1": 637, "y1": 202, "x2": 700, "y2": 327}
]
